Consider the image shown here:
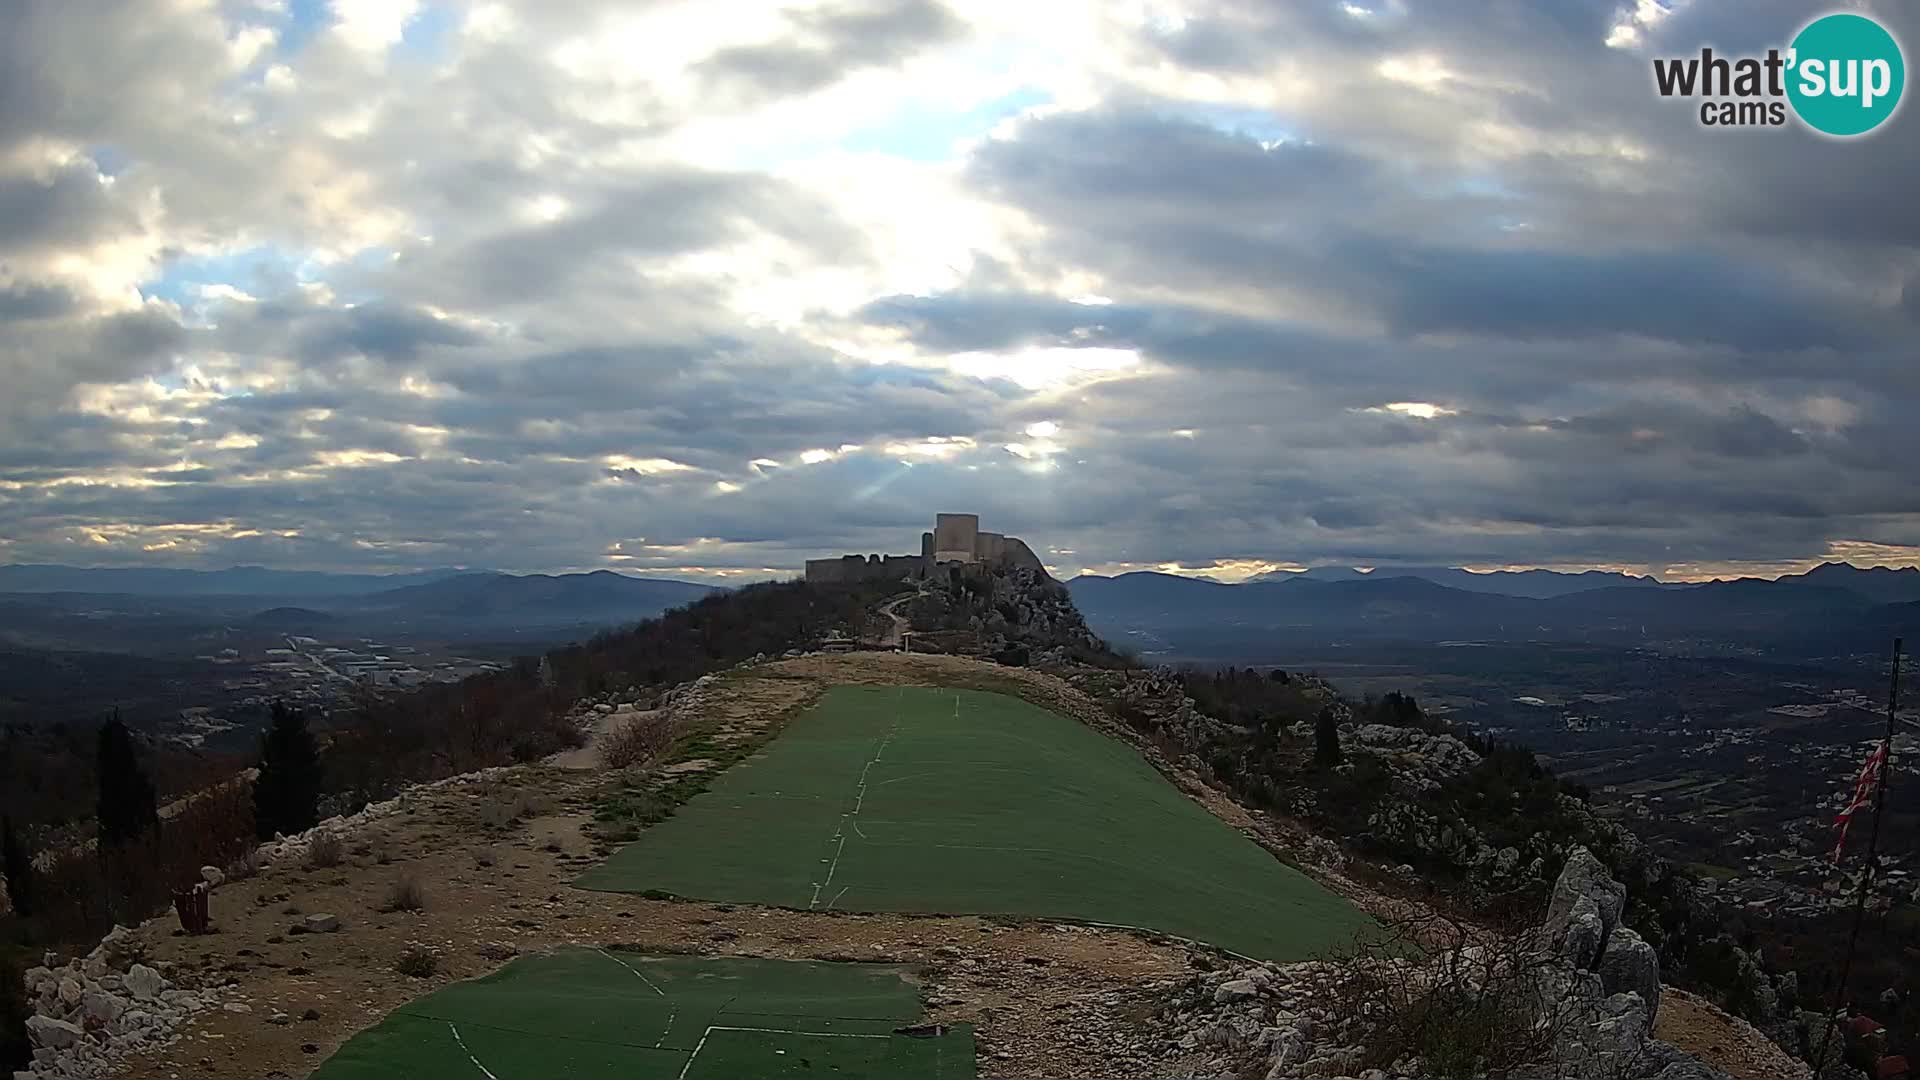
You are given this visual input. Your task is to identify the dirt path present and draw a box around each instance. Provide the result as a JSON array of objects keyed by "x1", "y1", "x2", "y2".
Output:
[
  {"x1": 544, "y1": 706, "x2": 658, "y2": 770},
  {"x1": 873, "y1": 591, "x2": 915, "y2": 648}
]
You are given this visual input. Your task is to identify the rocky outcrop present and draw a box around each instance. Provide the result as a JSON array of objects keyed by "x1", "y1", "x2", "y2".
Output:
[
  {"x1": 1146, "y1": 849, "x2": 1736, "y2": 1080},
  {"x1": 16, "y1": 925, "x2": 226, "y2": 1080}
]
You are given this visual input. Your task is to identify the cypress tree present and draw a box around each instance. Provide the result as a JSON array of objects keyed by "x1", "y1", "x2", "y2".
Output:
[
  {"x1": 95, "y1": 713, "x2": 159, "y2": 847},
  {"x1": 253, "y1": 701, "x2": 323, "y2": 840},
  {"x1": 1313, "y1": 705, "x2": 1345, "y2": 768},
  {"x1": 2, "y1": 816, "x2": 31, "y2": 917}
]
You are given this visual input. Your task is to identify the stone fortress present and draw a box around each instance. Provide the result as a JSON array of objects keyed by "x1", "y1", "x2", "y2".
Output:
[{"x1": 804, "y1": 513, "x2": 1048, "y2": 584}]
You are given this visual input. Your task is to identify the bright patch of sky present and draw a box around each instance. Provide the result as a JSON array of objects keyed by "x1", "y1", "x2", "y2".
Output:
[{"x1": 842, "y1": 87, "x2": 1053, "y2": 161}]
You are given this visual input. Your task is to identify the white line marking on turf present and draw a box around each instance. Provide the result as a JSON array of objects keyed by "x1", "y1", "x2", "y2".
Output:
[
  {"x1": 597, "y1": 948, "x2": 677, "y2": 1047},
  {"x1": 678, "y1": 1025, "x2": 894, "y2": 1080},
  {"x1": 447, "y1": 1022, "x2": 499, "y2": 1080},
  {"x1": 826, "y1": 884, "x2": 851, "y2": 910},
  {"x1": 809, "y1": 713, "x2": 902, "y2": 909},
  {"x1": 596, "y1": 948, "x2": 666, "y2": 996}
]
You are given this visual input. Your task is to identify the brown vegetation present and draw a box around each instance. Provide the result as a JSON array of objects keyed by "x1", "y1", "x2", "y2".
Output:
[{"x1": 598, "y1": 712, "x2": 676, "y2": 769}]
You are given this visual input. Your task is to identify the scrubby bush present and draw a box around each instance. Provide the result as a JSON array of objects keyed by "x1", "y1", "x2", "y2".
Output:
[
  {"x1": 393, "y1": 942, "x2": 438, "y2": 977},
  {"x1": 599, "y1": 713, "x2": 676, "y2": 770},
  {"x1": 304, "y1": 831, "x2": 344, "y2": 870},
  {"x1": 1311, "y1": 912, "x2": 1639, "y2": 1080}
]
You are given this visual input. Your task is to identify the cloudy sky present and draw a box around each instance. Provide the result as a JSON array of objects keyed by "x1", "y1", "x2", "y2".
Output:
[{"x1": 2, "y1": 0, "x2": 1917, "y2": 583}]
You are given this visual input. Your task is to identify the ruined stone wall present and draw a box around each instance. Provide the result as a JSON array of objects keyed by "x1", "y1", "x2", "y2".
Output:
[{"x1": 804, "y1": 553, "x2": 924, "y2": 584}]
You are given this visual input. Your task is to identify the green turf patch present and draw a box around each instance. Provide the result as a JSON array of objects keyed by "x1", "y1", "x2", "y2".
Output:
[
  {"x1": 577, "y1": 685, "x2": 1372, "y2": 961},
  {"x1": 311, "y1": 950, "x2": 973, "y2": 1080}
]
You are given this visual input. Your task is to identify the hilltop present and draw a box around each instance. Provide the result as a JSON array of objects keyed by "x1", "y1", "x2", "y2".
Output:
[{"x1": 1, "y1": 566, "x2": 1869, "y2": 1079}]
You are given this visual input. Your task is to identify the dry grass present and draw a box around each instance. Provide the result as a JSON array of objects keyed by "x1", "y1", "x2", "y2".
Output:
[
  {"x1": 380, "y1": 872, "x2": 426, "y2": 913},
  {"x1": 304, "y1": 831, "x2": 345, "y2": 870}
]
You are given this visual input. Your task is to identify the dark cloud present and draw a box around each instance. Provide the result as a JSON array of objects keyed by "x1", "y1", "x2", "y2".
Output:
[
  {"x1": 0, "y1": 162, "x2": 135, "y2": 253},
  {"x1": 700, "y1": 0, "x2": 965, "y2": 101},
  {"x1": 0, "y1": 280, "x2": 76, "y2": 321}
]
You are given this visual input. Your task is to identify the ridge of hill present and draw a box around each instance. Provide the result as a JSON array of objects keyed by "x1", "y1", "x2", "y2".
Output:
[{"x1": 2, "y1": 568, "x2": 1860, "y2": 1080}]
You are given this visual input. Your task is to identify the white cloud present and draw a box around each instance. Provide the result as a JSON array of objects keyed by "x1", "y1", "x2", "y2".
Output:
[{"x1": 331, "y1": 0, "x2": 421, "y2": 53}]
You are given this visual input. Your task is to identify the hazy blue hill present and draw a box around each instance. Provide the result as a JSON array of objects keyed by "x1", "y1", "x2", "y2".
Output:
[
  {"x1": 1248, "y1": 565, "x2": 1669, "y2": 598},
  {"x1": 1768, "y1": 562, "x2": 1920, "y2": 605},
  {"x1": 353, "y1": 570, "x2": 717, "y2": 619},
  {"x1": 0, "y1": 564, "x2": 468, "y2": 597}
]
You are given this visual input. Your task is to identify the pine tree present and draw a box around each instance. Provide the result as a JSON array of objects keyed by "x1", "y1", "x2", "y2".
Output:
[
  {"x1": 2, "y1": 815, "x2": 31, "y2": 917},
  {"x1": 253, "y1": 701, "x2": 323, "y2": 840},
  {"x1": 1313, "y1": 705, "x2": 1344, "y2": 768},
  {"x1": 95, "y1": 713, "x2": 159, "y2": 847}
]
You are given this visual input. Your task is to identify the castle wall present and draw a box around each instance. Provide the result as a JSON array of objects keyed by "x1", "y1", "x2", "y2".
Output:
[
  {"x1": 804, "y1": 553, "x2": 924, "y2": 584},
  {"x1": 933, "y1": 513, "x2": 980, "y2": 563},
  {"x1": 805, "y1": 514, "x2": 1049, "y2": 584}
]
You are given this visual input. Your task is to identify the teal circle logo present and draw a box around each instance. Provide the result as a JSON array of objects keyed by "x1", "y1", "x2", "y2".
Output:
[{"x1": 1787, "y1": 13, "x2": 1905, "y2": 136}]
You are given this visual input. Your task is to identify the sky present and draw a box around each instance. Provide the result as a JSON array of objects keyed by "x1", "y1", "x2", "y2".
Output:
[{"x1": 1, "y1": 0, "x2": 1917, "y2": 584}]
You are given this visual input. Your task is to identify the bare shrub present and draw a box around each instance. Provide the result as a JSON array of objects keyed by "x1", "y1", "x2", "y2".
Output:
[
  {"x1": 599, "y1": 713, "x2": 676, "y2": 770},
  {"x1": 304, "y1": 831, "x2": 344, "y2": 870},
  {"x1": 393, "y1": 942, "x2": 439, "y2": 978},
  {"x1": 1306, "y1": 909, "x2": 1647, "y2": 1080},
  {"x1": 381, "y1": 873, "x2": 426, "y2": 913},
  {"x1": 224, "y1": 846, "x2": 261, "y2": 882}
]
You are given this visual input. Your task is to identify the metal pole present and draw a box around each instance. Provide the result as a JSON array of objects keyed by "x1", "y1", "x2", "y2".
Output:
[{"x1": 1814, "y1": 637, "x2": 1902, "y2": 1075}]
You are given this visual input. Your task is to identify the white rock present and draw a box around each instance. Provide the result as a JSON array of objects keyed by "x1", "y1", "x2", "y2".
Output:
[
  {"x1": 1213, "y1": 978, "x2": 1259, "y2": 1003},
  {"x1": 200, "y1": 865, "x2": 225, "y2": 888},
  {"x1": 57, "y1": 977, "x2": 82, "y2": 1007},
  {"x1": 303, "y1": 913, "x2": 341, "y2": 933},
  {"x1": 26, "y1": 1016, "x2": 84, "y2": 1050},
  {"x1": 81, "y1": 990, "x2": 124, "y2": 1023},
  {"x1": 124, "y1": 964, "x2": 164, "y2": 1001}
]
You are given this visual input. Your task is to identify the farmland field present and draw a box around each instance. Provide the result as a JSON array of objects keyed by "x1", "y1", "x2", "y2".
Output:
[{"x1": 578, "y1": 685, "x2": 1369, "y2": 961}]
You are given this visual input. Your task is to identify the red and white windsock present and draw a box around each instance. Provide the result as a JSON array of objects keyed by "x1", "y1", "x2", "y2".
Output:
[{"x1": 1831, "y1": 740, "x2": 1890, "y2": 865}]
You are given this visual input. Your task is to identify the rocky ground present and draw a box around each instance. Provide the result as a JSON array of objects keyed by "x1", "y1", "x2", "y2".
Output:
[{"x1": 15, "y1": 651, "x2": 1806, "y2": 1080}]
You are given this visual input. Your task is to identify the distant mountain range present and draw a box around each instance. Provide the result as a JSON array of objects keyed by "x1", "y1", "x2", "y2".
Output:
[
  {"x1": 0, "y1": 567, "x2": 722, "y2": 654},
  {"x1": 1067, "y1": 563, "x2": 1920, "y2": 654},
  {"x1": 345, "y1": 571, "x2": 716, "y2": 619},
  {"x1": 1247, "y1": 565, "x2": 1671, "y2": 599},
  {"x1": 1232, "y1": 561, "x2": 1920, "y2": 604},
  {"x1": 0, "y1": 564, "x2": 470, "y2": 597}
]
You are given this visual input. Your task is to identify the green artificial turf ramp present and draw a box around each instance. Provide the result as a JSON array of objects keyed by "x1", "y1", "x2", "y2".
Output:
[
  {"x1": 577, "y1": 685, "x2": 1370, "y2": 961},
  {"x1": 311, "y1": 949, "x2": 973, "y2": 1080}
]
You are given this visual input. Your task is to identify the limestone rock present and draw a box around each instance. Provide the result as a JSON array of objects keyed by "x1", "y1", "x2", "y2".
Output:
[
  {"x1": 1597, "y1": 927, "x2": 1662, "y2": 1020},
  {"x1": 56, "y1": 977, "x2": 82, "y2": 1008},
  {"x1": 303, "y1": 913, "x2": 341, "y2": 933},
  {"x1": 200, "y1": 864, "x2": 226, "y2": 888},
  {"x1": 81, "y1": 990, "x2": 124, "y2": 1024},
  {"x1": 26, "y1": 1016, "x2": 83, "y2": 1050},
  {"x1": 1546, "y1": 847, "x2": 1625, "y2": 949},
  {"x1": 124, "y1": 963, "x2": 164, "y2": 1001},
  {"x1": 1213, "y1": 977, "x2": 1258, "y2": 1003},
  {"x1": 1556, "y1": 896, "x2": 1606, "y2": 969}
]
